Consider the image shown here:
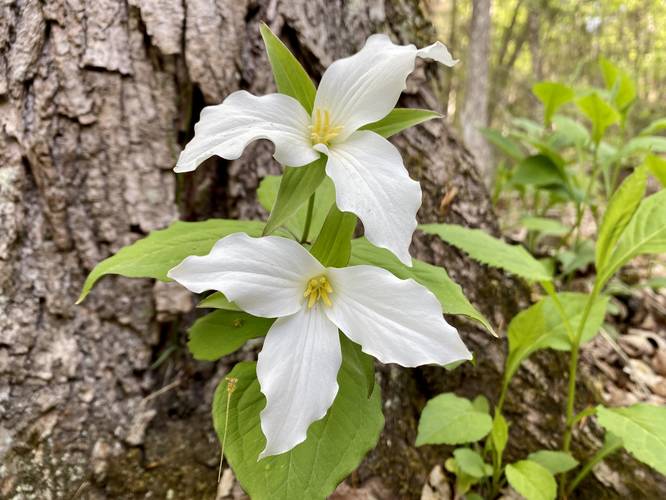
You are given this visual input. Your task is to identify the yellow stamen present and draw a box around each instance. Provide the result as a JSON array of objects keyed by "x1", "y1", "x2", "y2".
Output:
[
  {"x1": 309, "y1": 109, "x2": 343, "y2": 145},
  {"x1": 303, "y1": 275, "x2": 334, "y2": 308}
]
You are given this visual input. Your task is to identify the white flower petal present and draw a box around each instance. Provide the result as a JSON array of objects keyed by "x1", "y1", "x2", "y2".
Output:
[
  {"x1": 316, "y1": 131, "x2": 421, "y2": 266},
  {"x1": 257, "y1": 305, "x2": 341, "y2": 458},
  {"x1": 167, "y1": 233, "x2": 324, "y2": 318},
  {"x1": 325, "y1": 265, "x2": 472, "y2": 367},
  {"x1": 416, "y1": 41, "x2": 459, "y2": 66},
  {"x1": 314, "y1": 34, "x2": 456, "y2": 141},
  {"x1": 175, "y1": 91, "x2": 318, "y2": 173}
]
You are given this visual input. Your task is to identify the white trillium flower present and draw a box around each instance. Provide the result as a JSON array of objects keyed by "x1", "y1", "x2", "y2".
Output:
[
  {"x1": 168, "y1": 233, "x2": 471, "y2": 459},
  {"x1": 174, "y1": 35, "x2": 457, "y2": 266}
]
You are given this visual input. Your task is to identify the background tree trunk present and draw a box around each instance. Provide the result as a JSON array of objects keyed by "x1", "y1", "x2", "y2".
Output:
[
  {"x1": 1, "y1": 1, "x2": 664, "y2": 499},
  {"x1": 461, "y1": 0, "x2": 493, "y2": 183}
]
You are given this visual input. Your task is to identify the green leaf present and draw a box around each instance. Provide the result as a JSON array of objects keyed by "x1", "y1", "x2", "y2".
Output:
[
  {"x1": 472, "y1": 394, "x2": 490, "y2": 415},
  {"x1": 310, "y1": 205, "x2": 357, "y2": 267},
  {"x1": 532, "y1": 81, "x2": 574, "y2": 126},
  {"x1": 213, "y1": 337, "x2": 384, "y2": 500},
  {"x1": 557, "y1": 240, "x2": 596, "y2": 276},
  {"x1": 418, "y1": 223, "x2": 552, "y2": 282},
  {"x1": 490, "y1": 413, "x2": 509, "y2": 459},
  {"x1": 596, "y1": 164, "x2": 648, "y2": 271},
  {"x1": 520, "y1": 216, "x2": 568, "y2": 236},
  {"x1": 361, "y1": 108, "x2": 441, "y2": 138},
  {"x1": 258, "y1": 170, "x2": 335, "y2": 238},
  {"x1": 551, "y1": 114, "x2": 590, "y2": 148},
  {"x1": 505, "y1": 460, "x2": 557, "y2": 500},
  {"x1": 645, "y1": 154, "x2": 666, "y2": 187},
  {"x1": 639, "y1": 117, "x2": 666, "y2": 136},
  {"x1": 188, "y1": 310, "x2": 273, "y2": 361},
  {"x1": 576, "y1": 93, "x2": 620, "y2": 144},
  {"x1": 599, "y1": 190, "x2": 666, "y2": 286},
  {"x1": 263, "y1": 160, "x2": 328, "y2": 236},
  {"x1": 197, "y1": 292, "x2": 240, "y2": 310},
  {"x1": 416, "y1": 393, "x2": 492, "y2": 446},
  {"x1": 599, "y1": 58, "x2": 636, "y2": 114},
  {"x1": 259, "y1": 23, "x2": 316, "y2": 113},
  {"x1": 453, "y1": 448, "x2": 492, "y2": 478},
  {"x1": 619, "y1": 136, "x2": 666, "y2": 158},
  {"x1": 480, "y1": 128, "x2": 525, "y2": 161},
  {"x1": 527, "y1": 450, "x2": 579, "y2": 475},
  {"x1": 77, "y1": 219, "x2": 264, "y2": 303},
  {"x1": 506, "y1": 292, "x2": 609, "y2": 379},
  {"x1": 512, "y1": 154, "x2": 569, "y2": 189},
  {"x1": 349, "y1": 238, "x2": 495, "y2": 336},
  {"x1": 596, "y1": 404, "x2": 666, "y2": 475}
]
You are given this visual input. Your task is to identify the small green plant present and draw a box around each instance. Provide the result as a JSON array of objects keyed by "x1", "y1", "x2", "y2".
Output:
[
  {"x1": 485, "y1": 59, "x2": 666, "y2": 277},
  {"x1": 416, "y1": 61, "x2": 666, "y2": 498}
]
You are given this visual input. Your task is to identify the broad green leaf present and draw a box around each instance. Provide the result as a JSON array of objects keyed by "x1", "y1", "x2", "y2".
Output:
[
  {"x1": 576, "y1": 93, "x2": 620, "y2": 144},
  {"x1": 527, "y1": 450, "x2": 579, "y2": 475},
  {"x1": 595, "y1": 164, "x2": 648, "y2": 271},
  {"x1": 532, "y1": 81, "x2": 574, "y2": 126},
  {"x1": 512, "y1": 154, "x2": 568, "y2": 189},
  {"x1": 645, "y1": 154, "x2": 666, "y2": 187},
  {"x1": 596, "y1": 404, "x2": 666, "y2": 475},
  {"x1": 310, "y1": 205, "x2": 357, "y2": 267},
  {"x1": 490, "y1": 413, "x2": 509, "y2": 459},
  {"x1": 77, "y1": 219, "x2": 264, "y2": 303},
  {"x1": 213, "y1": 337, "x2": 383, "y2": 500},
  {"x1": 258, "y1": 171, "x2": 335, "y2": 238},
  {"x1": 416, "y1": 393, "x2": 492, "y2": 446},
  {"x1": 188, "y1": 310, "x2": 272, "y2": 361},
  {"x1": 599, "y1": 58, "x2": 636, "y2": 114},
  {"x1": 619, "y1": 136, "x2": 666, "y2": 158},
  {"x1": 520, "y1": 216, "x2": 568, "y2": 236},
  {"x1": 350, "y1": 238, "x2": 495, "y2": 336},
  {"x1": 505, "y1": 460, "x2": 556, "y2": 500},
  {"x1": 418, "y1": 223, "x2": 552, "y2": 282},
  {"x1": 551, "y1": 114, "x2": 590, "y2": 148},
  {"x1": 197, "y1": 292, "x2": 239, "y2": 311},
  {"x1": 472, "y1": 394, "x2": 490, "y2": 414},
  {"x1": 599, "y1": 190, "x2": 666, "y2": 286},
  {"x1": 361, "y1": 108, "x2": 441, "y2": 138},
  {"x1": 506, "y1": 292, "x2": 609, "y2": 379},
  {"x1": 453, "y1": 448, "x2": 492, "y2": 478},
  {"x1": 480, "y1": 128, "x2": 525, "y2": 161},
  {"x1": 263, "y1": 160, "x2": 327, "y2": 236},
  {"x1": 259, "y1": 23, "x2": 316, "y2": 112},
  {"x1": 639, "y1": 118, "x2": 666, "y2": 136}
]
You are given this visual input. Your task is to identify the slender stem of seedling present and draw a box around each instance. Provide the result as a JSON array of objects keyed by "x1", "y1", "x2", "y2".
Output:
[
  {"x1": 559, "y1": 281, "x2": 601, "y2": 496},
  {"x1": 573, "y1": 143, "x2": 600, "y2": 246},
  {"x1": 300, "y1": 193, "x2": 316, "y2": 243},
  {"x1": 567, "y1": 438, "x2": 622, "y2": 494}
]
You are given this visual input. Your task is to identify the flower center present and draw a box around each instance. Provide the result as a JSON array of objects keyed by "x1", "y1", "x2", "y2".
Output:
[
  {"x1": 303, "y1": 275, "x2": 334, "y2": 308},
  {"x1": 309, "y1": 109, "x2": 342, "y2": 145}
]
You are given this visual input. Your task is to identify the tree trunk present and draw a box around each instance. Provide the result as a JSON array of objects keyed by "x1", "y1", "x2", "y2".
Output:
[
  {"x1": 1, "y1": 1, "x2": 664, "y2": 499},
  {"x1": 461, "y1": 0, "x2": 493, "y2": 183}
]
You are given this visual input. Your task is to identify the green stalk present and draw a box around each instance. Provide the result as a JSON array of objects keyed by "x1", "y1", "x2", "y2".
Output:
[
  {"x1": 573, "y1": 143, "x2": 600, "y2": 246},
  {"x1": 567, "y1": 436, "x2": 622, "y2": 494},
  {"x1": 559, "y1": 281, "x2": 601, "y2": 496},
  {"x1": 300, "y1": 193, "x2": 316, "y2": 243}
]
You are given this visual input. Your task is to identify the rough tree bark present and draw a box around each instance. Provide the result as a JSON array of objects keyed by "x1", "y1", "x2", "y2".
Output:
[{"x1": 1, "y1": 1, "x2": 664, "y2": 499}]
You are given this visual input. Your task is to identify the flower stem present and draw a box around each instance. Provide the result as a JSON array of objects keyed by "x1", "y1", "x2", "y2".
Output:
[
  {"x1": 300, "y1": 193, "x2": 316, "y2": 243},
  {"x1": 218, "y1": 376, "x2": 238, "y2": 483}
]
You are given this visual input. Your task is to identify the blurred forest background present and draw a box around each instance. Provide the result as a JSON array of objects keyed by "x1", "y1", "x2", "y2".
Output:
[{"x1": 430, "y1": 0, "x2": 665, "y2": 176}]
